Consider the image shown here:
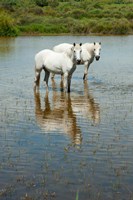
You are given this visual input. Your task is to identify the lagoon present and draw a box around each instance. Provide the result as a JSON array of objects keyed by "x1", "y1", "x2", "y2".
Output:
[{"x1": 0, "y1": 35, "x2": 133, "y2": 200}]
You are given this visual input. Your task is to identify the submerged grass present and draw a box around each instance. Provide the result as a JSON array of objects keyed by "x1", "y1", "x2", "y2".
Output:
[{"x1": 76, "y1": 191, "x2": 79, "y2": 200}]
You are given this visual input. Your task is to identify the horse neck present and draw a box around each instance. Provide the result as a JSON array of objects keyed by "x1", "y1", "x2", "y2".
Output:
[
  {"x1": 72, "y1": 54, "x2": 77, "y2": 64},
  {"x1": 68, "y1": 53, "x2": 76, "y2": 64},
  {"x1": 64, "y1": 53, "x2": 73, "y2": 65},
  {"x1": 88, "y1": 44, "x2": 95, "y2": 57},
  {"x1": 90, "y1": 51, "x2": 94, "y2": 60}
]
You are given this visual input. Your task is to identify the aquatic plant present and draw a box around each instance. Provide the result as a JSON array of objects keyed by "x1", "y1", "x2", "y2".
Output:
[{"x1": 76, "y1": 191, "x2": 79, "y2": 200}]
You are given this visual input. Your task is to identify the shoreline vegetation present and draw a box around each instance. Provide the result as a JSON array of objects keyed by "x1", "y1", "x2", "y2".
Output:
[{"x1": 0, "y1": 0, "x2": 133, "y2": 37}]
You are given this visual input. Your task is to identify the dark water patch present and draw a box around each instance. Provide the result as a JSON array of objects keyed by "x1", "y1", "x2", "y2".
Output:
[
  {"x1": 109, "y1": 84, "x2": 133, "y2": 94},
  {"x1": 90, "y1": 76, "x2": 104, "y2": 85}
]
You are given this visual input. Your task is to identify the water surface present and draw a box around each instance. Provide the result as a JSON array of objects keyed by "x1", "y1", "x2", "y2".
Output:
[{"x1": 0, "y1": 35, "x2": 133, "y2": 200}]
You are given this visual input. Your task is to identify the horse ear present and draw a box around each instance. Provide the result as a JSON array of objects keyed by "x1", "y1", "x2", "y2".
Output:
[
  {"x1": 94, "y1": 42, "x2": 96, "y2": 45},
  {"x1": 80, "y1": 43, "x2": 82, "y2": 46},
  {"x1": 99, "y1": 42, "x2": 101, "y2": 45},
  {"x1": 73, "y1": 43, "x2": 76, "y2": 46}
]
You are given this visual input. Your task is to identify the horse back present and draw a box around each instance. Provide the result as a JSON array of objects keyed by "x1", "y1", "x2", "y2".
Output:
[{"x1": 53, "y1": 43, "x2": 72, "y2": 53}]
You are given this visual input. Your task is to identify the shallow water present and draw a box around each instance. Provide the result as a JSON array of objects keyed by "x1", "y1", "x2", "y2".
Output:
[{"x1": 0, "y1": 35, "x2": 133, "y2": 200}]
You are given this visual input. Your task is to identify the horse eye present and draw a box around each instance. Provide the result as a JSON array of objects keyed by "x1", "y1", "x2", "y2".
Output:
[{"x1": 94, "y1": 49, "x2": 96, "y2": 51}]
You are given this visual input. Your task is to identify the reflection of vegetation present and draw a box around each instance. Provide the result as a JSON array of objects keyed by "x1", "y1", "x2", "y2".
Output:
[
  {"x1": 0, "y1": 0, "x2": 133, "y2": 36},
  {"x1": 0, "y1": 37, "x2": 15, "y2": 54}
]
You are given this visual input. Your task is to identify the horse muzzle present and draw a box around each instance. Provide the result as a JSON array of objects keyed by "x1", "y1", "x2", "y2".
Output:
[
  {"x1": 77, "y1": 59, "x2": 81, "y2": 64},
  {"x1": 95, "y1": 56, "x2": 100, "y2": 61}
]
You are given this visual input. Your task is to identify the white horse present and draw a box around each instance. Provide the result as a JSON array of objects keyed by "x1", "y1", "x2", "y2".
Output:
[
  {"x1": 81, "y1": 42, "x2": 101, "y2": 80},
  {"x1": 34, "y1": 43, "x2": 82, "y2": 93},
  {"x1": 53, "y1": 42, "x2": 101, "y2": 80},
  {"x1": 51, "y1": 42, "x2": 82, "y2": 79},
  {"x1": 53, "y1": 43, "x2": 82, "y2": 64}
]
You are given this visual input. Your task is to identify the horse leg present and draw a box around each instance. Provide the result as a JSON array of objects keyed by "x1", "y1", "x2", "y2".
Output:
[
  {"x1": 67, "y1": 75, "x2": 72, "y2": 93},
  {"x1": 63, "y1": 71, "x2": 68, "y2": 92},
  {"x1": 67, "y1": 64, "x2": 76, "y2": 93},
  {"x1": 43, "y1": 67, "x2": 47, "y2": 83},
  {"x1": 83, "y1": 61, "x2": 89, "y2": 81},
  {"x1": 60, "y1": 79, "x2": 64, "y2": 92},
  {"x1": 34, "y1": 68, "x2": 41, "y2": 92},
  {"x1": 51, "y1": 72, "x2": 55, "y2": 79},
  {"x1": 44, "y1": 68, "x2": 50, "y2": 92},
  {"x1": 61, "y1": 74, "x2": 64, "y2": 81},
  {"x1": 51, "y1": 73, "x2": 63, "y2": 82}
]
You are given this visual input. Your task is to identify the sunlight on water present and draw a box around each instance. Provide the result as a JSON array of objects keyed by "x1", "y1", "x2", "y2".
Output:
[{"x1": 0, "y1": 36, "x2": 133, "y2": 200}]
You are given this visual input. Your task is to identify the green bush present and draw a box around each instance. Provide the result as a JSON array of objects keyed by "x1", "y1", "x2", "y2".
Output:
[
  {"x1": 112, "y1": 18, "x2": 130, "y2": 34},
  {"x1": 35, "y1": 0, "x2": 48, "y2": 7},
  {"x1": 44, "y1": 7, "x2": 57, "y2": 16},
  {"x1": 28, "y1": 7, "x2": 44, "y2": 15},
  {"x1": 0, "y1": 11, "x2": 18, "y2": 36},
  {"x1": 1, "y1": 0, "x2": 18, "y2": 11},
  {"x1": 19, "y1": 23, "x2": 68, "y2": 34},
  {"x1": 126, "y1": 12, "x2": 133, "y2": 19},
  {"x1": 0, "y1": 0, "x2": 133, "y2": 35},
  {"x1": 48, "y1": 0, "x2": 59, "y2": 7},
  {"x1": 34, "y1": 0, "x2": 59, "y2": 7},
  {"x1": 1, "y1": 0, "x2": 18, "y2": 7},
  {"x1": 69, "y1": 8, "x2": 87, "y2": 19},
  {"x1": 88, "y1": 18, "x2": 130, "y2": 34}
]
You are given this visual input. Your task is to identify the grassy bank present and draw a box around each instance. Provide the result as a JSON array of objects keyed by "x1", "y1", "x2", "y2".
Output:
[{"x1": 0, "y1": 0, "x2": 133, "y2": 36}]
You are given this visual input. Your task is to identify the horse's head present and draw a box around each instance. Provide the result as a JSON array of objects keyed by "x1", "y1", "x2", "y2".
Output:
[
  {"x1": 72, "y1": 43, "x2": 82, "y2": 64},
  {"x1": 93, "y1": 42, "x2": 101, "y2": 61}
]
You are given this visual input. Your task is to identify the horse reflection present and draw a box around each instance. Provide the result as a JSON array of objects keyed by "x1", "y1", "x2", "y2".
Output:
[
  {"x1": 71, "y1": 81, "x2": 100, "y2": 125},
  {"x1": 34, "y1": 80, "x2": 82, "y2": 145}
]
